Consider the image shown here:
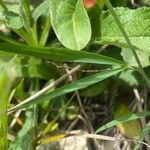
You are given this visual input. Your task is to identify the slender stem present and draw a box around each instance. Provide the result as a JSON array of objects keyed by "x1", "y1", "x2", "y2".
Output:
[
  {"x1": 22, "y1": 0, "x2": 31, "y2": 19},
  {"x1": 0, "y1": 72, "x2": 15, "y2": 150},
  {"x1": 20, "y1": 0, "x2": 38, "y2": 46},
  {"x1": 31, "y1": 21, "x2": 38, "y2": 46},
  {"x1": 105, "y1": 0, "x2": 150, "y2": 88},
  {"x1": 20, "y1": 1, "x2": 31, "y2": 33},
  {"x1": 13, "y1": 29, "x2": 33, "y2": 45},
  {"x1": 39, "y1": 16, "x2": 51, "y2": 46},
  {"x1": 7, "y1": 65, "x2": 82, "y2": 114},
  {"x1": 31, "y1": 79, "x2": 39, "y2": 149}
]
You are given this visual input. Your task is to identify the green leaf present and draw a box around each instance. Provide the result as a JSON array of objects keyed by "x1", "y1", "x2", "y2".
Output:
[
  {"x1": 95, "y1": 111, "x2": 150, "y2": 134},
  {"x1": 31, "y1": 0, "x2": 49, "y2": 22},
  {"x1": 0, "y1": 69, "x2": 15, "y2": 150},
  {"x1": 9, "y1": 109, "x2": 35, "y2": 150},
  {"x1": 80, "y1": 79, "x2": 109, "y2": 97},
  {"x1": 0, "y1": 6, "x2": 5, "y2": 22},
  {"x1": 8, "y1": 67, "x2": 125, "y2": 112},
  {"x1": 4, "y1": 11, "x2": 23, "y2": 29},
  {"x1": 3, "y1": 0, "x2": 20, "y2": 14},
  {"x1": 98, "y1": 7, "x2": 150, "y2": 54},
  {"x1": 118, "y1": 69, "x2": 142, "y2": 86},
  {"x1": 0, "y1": 1, "x2": 23, "y2": 29},
  {"x1": 0, "y1": 52, "x2": 54, "y2": 79},
  {"x1": 50, "y1": 0, "x2": 91, "y2": 50},
  {"x1": 0, "y1": 43, "x2": 125, "y2": 66},
  {"x1": 118, "y1": 66, "x2": 150, "y2": 86},
  {"x1": 121, "y1": 48, "x2": 150, "y2": 67}
]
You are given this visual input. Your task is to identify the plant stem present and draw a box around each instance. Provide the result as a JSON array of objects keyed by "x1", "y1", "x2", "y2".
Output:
[
  {"x1": 20, "y1": 0, "x2": 38, "y2": 46},
  {"x1": 0, "y1": 71, "x2": 15, "y2": 150},
  {"x1": 14, "y1": 29, "x2": 33, "y2": 45},
  {"x1": 32, "y1": 22, "x2": 38, "y2": 46},
  {"x1": 7, "y1": 65, "x2": 82, "y2": 114},
  {"x1": 22, "y1": 0, "x2": 31, "y2": 19},
  {"x1": 105, "y1": 0, "x2": 150, "y2": 88},
  {"x1": 39, "y1": 16, "x2": 51, "y2": 46}
]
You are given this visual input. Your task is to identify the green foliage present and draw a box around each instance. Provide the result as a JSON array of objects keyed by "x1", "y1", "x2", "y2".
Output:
[
  {"x1": 0, "y1": 43, "x2": 125, "y2": 66},
  {"x1": 4, "y1": 11, "x2": 23, "y2": 29},
  {"x1": 0, "y1": 53, "x2": 54, "y2": 79},
  {"x1": 9, "y1": 109, "x2": 36, "y2": 150},
  {"x1": 50, "y1": 0, "x2": 91, "y2": 50},
  {"x1": 8, "y1": 67, "x2": 125, "y2": 112},
  {"x1": 0, "y1": 0, "x2": 150, "y2": 149},
  {"x1": 3, "y1": 0, "x2": 20, "y2": 14},
  {"x1": 80, "y1": 79, "x2": 109, "y2": 97},
  {"x1": 118, "y1": 69, "x2": 142, "y2": 86},
  {"x1": 0, "y1": 69, "x2": 15, "y2": 150},
  {"x1": 121, "y1": 48, "x2": 150, "y2": 67},
  {"x1": 31, "y1": 0, "x2": 49, "y2": 22},
  {"x1": 95, "y1": 111, "x2": 150, "y2": 134},
  {"x1": 99, "y1": 7, "x2": 150, "y2": 66}
]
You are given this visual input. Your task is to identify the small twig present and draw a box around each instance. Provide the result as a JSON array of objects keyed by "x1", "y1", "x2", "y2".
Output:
[
  {"x1": 131, "y1": 0, "x2": 135, "y2": 5},
  {"x1": 10, "y1": 110, "x2": 22, "y2": 127},
  {"x1": 7, "y1": 65, "x2": 81, "y2": 114},
  {"x1": 76, "y1": 93, "x2": 95, "y2": 133},
  {"x1": 67, "y1": 116, "x2": 80, "y2": 131},
  {"x1": 74, "y1": 133, "x2": 150, "y2": 149},
  {"x1": 143, "y1": 88, "x2": 148, "y2": 111},
  {"x1": 97, "y1": 44, "x2": 109, "y2": 53},
  {"x1": 7, "y1": 134, "x2": 15, "y2": 141},
  {"x1": 65, "y1": 66, "x2": 98, "y2": 149},
  {"x1": 65, "y1": 66, "x2": 95, "y2": 133},
  {"x1": 46, "y1": 61, "x2": 100, "y2": 73},
  {"x1": 130, "y1": 0, "x2": 138, "y2": 7}
]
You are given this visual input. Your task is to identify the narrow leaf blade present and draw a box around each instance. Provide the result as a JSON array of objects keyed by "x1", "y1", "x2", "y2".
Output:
[
  {"x1": 0, "y1": 43, "x2": 125, "y2": 66},
  {"x1": 8, "y1": 67, "x2": 125, "y2": 112},
  {"x1": 95, "y1": 111, "x2": 150, "y2": 133}
]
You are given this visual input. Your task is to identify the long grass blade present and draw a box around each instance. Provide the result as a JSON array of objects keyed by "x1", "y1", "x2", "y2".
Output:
[
  {"x1": 0, "y1": 43, "x2": 126, "y2": 66},
  {"x1": 8, "y1": 67, "x2": 125, "y2": 113},
  {"x1": 95, "y1": 111, "x2": 150, "y2": 134},
  {"x1": 0, "y1": 69, "x2": 15, "y2": 150}
]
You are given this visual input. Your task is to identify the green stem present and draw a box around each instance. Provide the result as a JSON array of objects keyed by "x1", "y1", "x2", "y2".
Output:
[
  {"x1": 105, "y1": 0, "x2": 150, "y2": 88},
  {"x1": 31, "y1": 22, "x2": 38, "y2": 46},
  {"x1": 20, "y1": 1, "x2": 31, "y2": 33},
  {"x1": 0, "y1": 72, "x2": 15, "y2": 150},
  {"x1": 20, "y1": 0, "x2": 38, "y2": 46},
  {"x1": 14, "y1": 29, "x2": 33, "y2": 45},
  {"x1": 22, "y1": 0, "x2": 31, "y2": 19},
  {"x1": 39, "y1": 16, "x2": 51, "y2": 46},
  {"x1": 31, "y1": 79, "x2": 39, "y2": 149}
]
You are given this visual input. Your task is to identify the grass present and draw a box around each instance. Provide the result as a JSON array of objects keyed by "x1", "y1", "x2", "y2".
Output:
[{"x1": 0, "y1": 0, "x2": 150, "y2": 149}]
